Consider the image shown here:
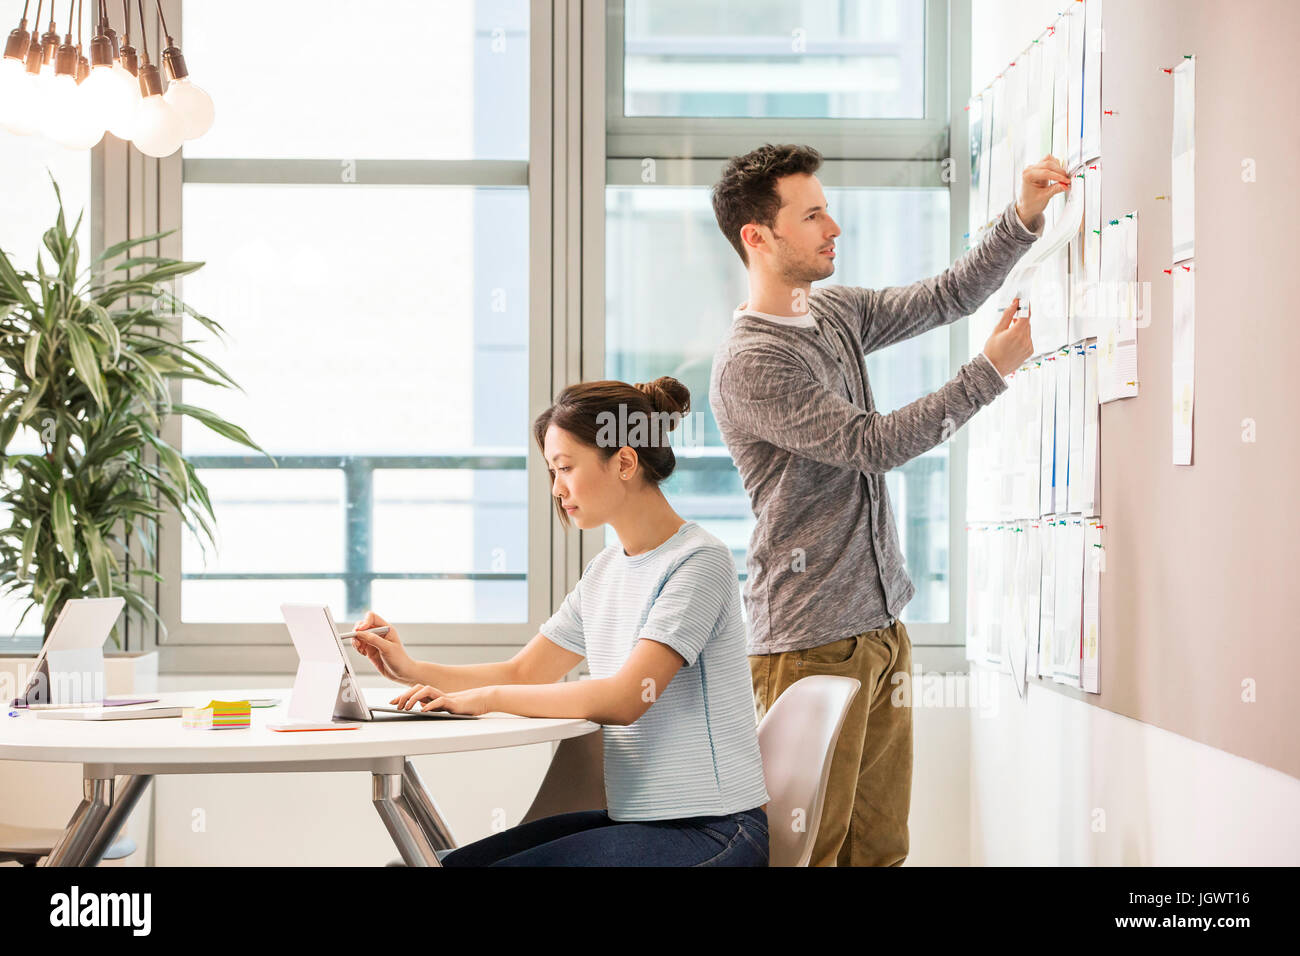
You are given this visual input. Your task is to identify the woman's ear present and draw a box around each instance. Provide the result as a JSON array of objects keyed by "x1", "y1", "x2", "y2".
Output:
[{"x1": 617, "y1": 447, "x2": 638, "y2": 480}]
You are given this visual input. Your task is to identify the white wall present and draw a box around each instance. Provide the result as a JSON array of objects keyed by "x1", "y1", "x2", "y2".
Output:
[
  {"x1": 964, "y1": 0, "x2": 1300, "y2": 868},
  {"x1": 970, "y1": 670, "x2": 1300, "y2": 864}
]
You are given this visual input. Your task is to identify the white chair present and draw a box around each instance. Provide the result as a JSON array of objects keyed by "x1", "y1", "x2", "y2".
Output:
[
  {"x1": 756, "y1": 674, "x2": 861, "y2": 867},
  {"x1": 0, "y1": 823, "x2": 137, "y2": 866}
]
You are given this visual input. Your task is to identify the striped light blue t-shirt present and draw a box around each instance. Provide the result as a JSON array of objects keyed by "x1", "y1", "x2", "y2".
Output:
[{"x1": 540, "y1": 520, "x2": 770, "y2": 822}]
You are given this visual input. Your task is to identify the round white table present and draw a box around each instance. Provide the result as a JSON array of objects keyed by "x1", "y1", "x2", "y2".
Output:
[{"x1": 0, "y1": 687, "x2": 599, "y2": 867}]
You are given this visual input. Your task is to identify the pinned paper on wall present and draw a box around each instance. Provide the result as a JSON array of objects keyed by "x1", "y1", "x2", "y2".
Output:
[
  {"x1": 1037, "y1": 519, "x2": 1057, "y2": 677},
  {"x1": 1080, "y1": 0, "x2": 1103, "y2": 163},
  {"x1": 1065, "y1": 1, "x2": 1086, "y2": 167},
  {"x1": 1025, "y1": 521, "x2": 1045, "y2": 680},
  {"x1": 1052, "y1": 517, "x2": 1085, "y2": 689},
  {"x1": 1172, "y1": 265, "x2": 1196, "y2": 464},
  {"x1": 1065, "y1": 348, "x2": 1088, "y2": 513},
  {"x1": 1081, "y1": 347, "x2": 1101, "y2": 516},
  {"x1": 1039, "y1": 360, "x2": 1057, "y2": 516},
  {"x1": 988, "y1": 76, "x2": 1015, "y2": 224},
  {"x1": 1171, "y1": 56, "x2": 1196, "y2": 263},
  {"x1": 968, "y1": 93, "x2": 987, "y2": 240},
  {"x1": 1051, "y1": 12, "x2": 1071, "y2": 163},
  {"x1": 1098, "y1": 212, "x2": 1139, "y2": 402},
  {"x1": 1069, "y1": 161, "x2": 1102, "y2": 342},
  {"x1": 1052, "y1": 354, "x2": 1071, "y2": 514},
  {"x1": 1030, "y1": 246, "x2": 1070, "y2": 354},
  {"x1": 1081, "y1": 520, "x2": 1103, "y2": 694}
]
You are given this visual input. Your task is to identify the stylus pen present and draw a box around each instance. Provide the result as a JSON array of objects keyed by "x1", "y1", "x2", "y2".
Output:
[{"x1": 338, "y1": 626, "x2": 391, "y2": 639}]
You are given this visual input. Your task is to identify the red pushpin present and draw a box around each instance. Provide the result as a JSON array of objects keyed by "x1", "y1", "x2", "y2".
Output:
[
  {"x1": 1182, "y1": 264, "x2": 1192, "y2": 271},
  {"x1": 1163, "y1": 268, "x2": 1173, "y2": 275},
  {"x1": 1162, "y1": 68, "x2": 1173, "y2": 74},
  {"x1": 1103, "y1": 109, "x2": 1116, "y2": 116}
]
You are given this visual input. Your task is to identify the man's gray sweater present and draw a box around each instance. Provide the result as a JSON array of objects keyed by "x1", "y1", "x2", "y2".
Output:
[{"x1": 709, "y1": 200, "x2": 1043, "y2": 654}]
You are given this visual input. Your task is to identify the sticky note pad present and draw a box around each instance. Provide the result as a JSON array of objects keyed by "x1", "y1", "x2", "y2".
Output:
[
  {"x1": 206, "y1": 699, "x2": 251, "y2": 729},
  {"x1": 181, "y1": 707, "x2": 213, "y2": 730}
]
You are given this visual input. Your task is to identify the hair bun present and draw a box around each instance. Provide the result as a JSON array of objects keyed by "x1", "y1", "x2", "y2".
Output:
[{"x1": 634, "y1": 376, "x2": 691, "y2": 424}]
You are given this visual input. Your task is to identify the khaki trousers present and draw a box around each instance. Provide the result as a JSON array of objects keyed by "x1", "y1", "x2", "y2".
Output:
[{"x1": 750, "y1": 619, "x2": 913, "y2": 867}]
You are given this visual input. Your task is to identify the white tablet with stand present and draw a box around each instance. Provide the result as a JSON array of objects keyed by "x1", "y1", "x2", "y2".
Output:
[
  {"x1": 275, "y1": 604, "x2": 477, "y2": 729},
  {"x1": 11, "y1": 597, "x2": 150, "y2": 708}
]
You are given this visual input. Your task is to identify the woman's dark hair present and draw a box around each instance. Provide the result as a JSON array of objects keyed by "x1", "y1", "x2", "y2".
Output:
[{"x1": 533, "y1": 376, "x2": 691, "y2": 525}]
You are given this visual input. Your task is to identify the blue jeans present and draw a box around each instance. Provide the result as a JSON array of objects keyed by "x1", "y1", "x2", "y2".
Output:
[{"x1": 439, "y1": 807, "x2": 769, "y2": 867}]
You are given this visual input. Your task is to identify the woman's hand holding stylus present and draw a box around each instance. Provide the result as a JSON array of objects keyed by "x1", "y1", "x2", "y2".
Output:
[{"x1": 350, "y1": 610, "x2": 416, "y2": 683}]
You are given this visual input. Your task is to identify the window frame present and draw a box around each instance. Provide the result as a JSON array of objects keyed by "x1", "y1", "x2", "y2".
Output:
[{"x1": 605, "y1": 0, "x2": 950, "y2": 161}]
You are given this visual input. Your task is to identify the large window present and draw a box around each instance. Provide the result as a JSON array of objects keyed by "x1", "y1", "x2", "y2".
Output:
[
  {"x1": 171, "y1": 0, "x2": 534, "y2": 638},
  {"x1": 622, "y1": 0, "x2": 925, "y2": 119}
]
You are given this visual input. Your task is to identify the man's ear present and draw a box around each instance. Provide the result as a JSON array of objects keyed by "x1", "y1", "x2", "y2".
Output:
[{"x1": 740, "y1": 222, "x2": 765, "y2": 257}]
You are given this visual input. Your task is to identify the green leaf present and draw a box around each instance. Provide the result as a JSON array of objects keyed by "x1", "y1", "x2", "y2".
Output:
[
  {"x1": 64, "y1": 322, "x2": 109, "y2": 409},
  {"x1": 83, "y1": 301, "x2": 120, "y2": 362},
  {"x1": 93, "y1": 229, "x2": 178, "y2": 265},
  {"x1": 51, "y1": 487, "x2": 76, "y2": 564},
  {"x1": 22, "y1": 329, "x2": 41, "y2": 377},
  {"x1": 172, "y1": 403, "x2": 269, "y2": 456},
  {"x1": 18, "y1": 519, "x2": 40, "y2": 582},
  {"x1": 0, "y1": 262, "x2": 35, "y2": 314},
  {"x1": 16, "y1": 378, "x2": 47, "y2": 423},
  {"x1": 150, "y1": 437, "x2": 190, "y2": 502},
  {"x1": 82, "y1": 522, "x2": 113, "y2": 598}
]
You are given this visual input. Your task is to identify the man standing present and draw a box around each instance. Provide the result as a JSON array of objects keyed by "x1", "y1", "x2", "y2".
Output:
[{"x1": 708, "y1": 143, "x2": 1068, "y2": 866}]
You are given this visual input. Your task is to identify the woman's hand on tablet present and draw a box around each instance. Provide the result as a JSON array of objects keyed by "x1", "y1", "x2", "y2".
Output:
[
  {"x1": 391, "y1": 683, "x2": 495, "y2": 716},
  {"x1": 351, "y1": 611, "x2": 416, "y2": 683}
]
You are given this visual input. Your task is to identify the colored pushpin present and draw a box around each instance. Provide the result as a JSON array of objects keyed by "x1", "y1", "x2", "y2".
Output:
[
  {"x1": 1109, "y1": 219, "x2": 1120, "y2": 225},
  {"x1": 1184, "y1": 54, "x2": 1193, "y2": 58},
  {"x1": 1125, "y1": 381, "x2": 1138, "y2": 386},
  {"x1": 1155, "y1": 195, "x2": 1168, "y2": 200},
  {"x1": 1089, "y1": 164, "x2": 1098, "y2": 170},
  {"x1": 1163, "y1": 268, "x2": 1173, "y2": 274},
  {"x1": 1104, "y1": 109, "x2": 1117, "y2": 116},
  {"x1": 1092, "y1": 228, "x2": 1101, "y2": 234},
  {"x1": 1125, "y1": 212, "x2": 1135, "y2": 218}
]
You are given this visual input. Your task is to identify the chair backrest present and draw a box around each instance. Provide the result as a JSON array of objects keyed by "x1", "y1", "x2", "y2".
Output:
[
  {"x1": 519, "y1": 729, "x2": 607, "y2": 825},
  {"x1": 757, "y1": 675, "x2": 861, "y2": 867}
]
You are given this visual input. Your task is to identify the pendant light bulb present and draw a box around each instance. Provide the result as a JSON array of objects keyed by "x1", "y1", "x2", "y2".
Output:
[
  {"x1": 160, "y1": 35, "x2": 211, "y2": 140},
  {"x1": 4, "y1": 35, "x2": 44, "y2": 135},
  {"x1": 131, "y1": 59, "x2": 180, "y2": 156},
  {"x1": 82, "y1": 30, "x2": 132, "y2": 138},
  {"x1": 45, "y1": 37, "x2": 102, "y2": 148}
]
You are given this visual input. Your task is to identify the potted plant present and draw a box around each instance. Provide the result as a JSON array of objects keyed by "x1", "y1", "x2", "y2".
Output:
[{"x1": 0, "y1": 178, "x2": 266, "y2": 647}]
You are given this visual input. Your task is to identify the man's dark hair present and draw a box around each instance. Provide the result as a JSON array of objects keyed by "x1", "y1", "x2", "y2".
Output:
[{"x1": 711, "y1": 144, "x2": 823, "y2": 265}]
